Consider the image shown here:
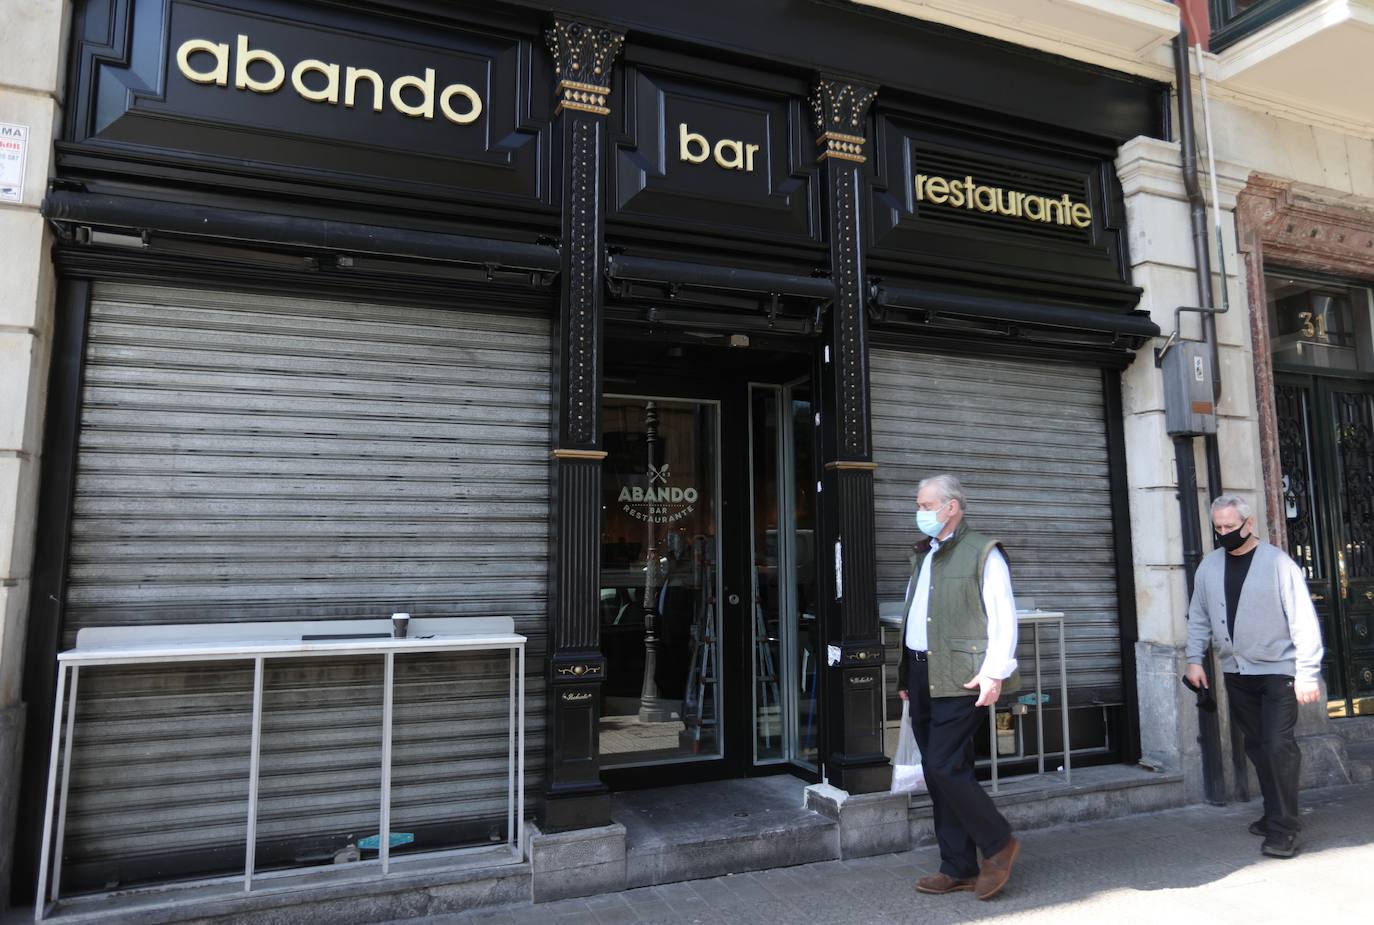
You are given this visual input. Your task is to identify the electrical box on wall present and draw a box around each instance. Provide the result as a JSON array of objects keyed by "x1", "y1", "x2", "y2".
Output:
[{"x1": 1162, "y1": 341, "x2": 1217, "y2": 436}]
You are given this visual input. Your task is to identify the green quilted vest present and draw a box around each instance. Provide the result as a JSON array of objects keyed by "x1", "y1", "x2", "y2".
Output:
[{"x1": 900, "y1": 524, "x2": 1020, "y2": 699}]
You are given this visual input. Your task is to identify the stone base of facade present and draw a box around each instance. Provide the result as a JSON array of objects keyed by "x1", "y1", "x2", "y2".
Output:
[
  {"x1": 25, "y1": 850, "x2": 530, "y2": 925},
  {"x1": 804, "y1": 783, "x2": 911, "y2": 859},
  {"x1": 1134, "y1": 641, "x2": 1205, "y2": 798},
  {"x1": 528, "y1": 822, "x2": 627, "y2": 903},
  {"x1": 908, "y1": 764, "x2": 1188, "y2": 846},
  {"x1": 0, "y1": 700, "x2": 25, "y2": 911}
]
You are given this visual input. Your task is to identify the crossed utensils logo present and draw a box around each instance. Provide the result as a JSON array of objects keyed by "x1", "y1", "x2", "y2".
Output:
[{"x1": 618, "y1": 462, "x2": 697, "y2": 523}]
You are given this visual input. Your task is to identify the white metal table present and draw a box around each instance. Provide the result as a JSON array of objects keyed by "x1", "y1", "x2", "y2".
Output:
[
  {"x1": 878, "y1": 606, "x2": 1071, "y2": 793},
  {"x1": 35, "y1": 617, "x2": 526, "y2": 921}
]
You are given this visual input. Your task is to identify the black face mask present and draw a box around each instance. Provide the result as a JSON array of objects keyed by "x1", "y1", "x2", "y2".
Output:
[{"x1": 1214, "y1": 526, "x2": 1248, "y2": 552}]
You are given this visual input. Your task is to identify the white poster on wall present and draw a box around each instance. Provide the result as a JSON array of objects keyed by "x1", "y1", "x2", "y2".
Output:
[{"x1": 0, "y1": 123, "x2": 29, "y2": 204}]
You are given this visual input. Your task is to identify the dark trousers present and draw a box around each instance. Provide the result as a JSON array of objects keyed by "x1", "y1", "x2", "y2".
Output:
[
  {"x1": 907, "y1": 649, "x2": 1012, "y2": 878},
  {"x1": 1224, "y1": 673, "x2": 1302, "y2": 837}
]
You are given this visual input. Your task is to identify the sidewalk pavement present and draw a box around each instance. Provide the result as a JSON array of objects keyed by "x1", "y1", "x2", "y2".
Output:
[{"x1": 403, "y1": 781, "x2": 1373, "y2": 925}]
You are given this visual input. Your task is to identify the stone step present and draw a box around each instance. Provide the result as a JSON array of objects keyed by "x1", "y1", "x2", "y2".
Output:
[
  {"x1": 1344, "y1": 741, "x2": 1374, "y2": 784},
  {"x1": 615, "y1": 776, "x2": 839, "y2": 889},
  {"x1": 1333, "y1": 716, "x2": 1374, "y2": 743}
]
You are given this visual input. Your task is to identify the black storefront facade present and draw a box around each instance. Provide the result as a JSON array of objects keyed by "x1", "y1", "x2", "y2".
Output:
[{"x1": 16, "y1": 0, "x2": 1167, "y2": 904}]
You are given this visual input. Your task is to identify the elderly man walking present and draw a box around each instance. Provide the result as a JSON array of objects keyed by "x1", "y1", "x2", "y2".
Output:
[
  {"x1": 1186, "y1": 493, "x2": 1323, "y2": 859},
  {"x1": 896, "y1": 474, "x2": 1020, "y2": 900}
]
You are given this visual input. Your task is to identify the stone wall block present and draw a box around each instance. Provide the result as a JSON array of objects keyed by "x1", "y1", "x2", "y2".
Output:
[
  {"x1": 1121, "y1": 412, "x2": 1175, "y2": 492},
  {"x1": 0, "y1": 334, "x2": 39, "y2": 451},
  {"x1": 1215, "y1": 345, "x2": 1258, "y2": 420},
  {"x1": 1121, "y1": 348, "x2": 1166, "y2": 414},
  {"x1": 0, "y1": 210, "x2": 53, "y2": 332},
  {"x1": 0, "y1": 1, "x2": 68, "y2": 97},
  {"x1": 1216, "y1": 418, "x2": 1263, "y2": 501},
  {"x1": 1128, "y1": 486, "x2": 1185, "y2": 569},
  {"x1": 1347, "y1": 136, "x2": 1374, "y2": 198},
  {"x1": 1134, "y1": 564, "x2": 1187, "y2": 646},
  {"x1": 1125, "y1": 195, "x2": 1196, "y2": 270}
]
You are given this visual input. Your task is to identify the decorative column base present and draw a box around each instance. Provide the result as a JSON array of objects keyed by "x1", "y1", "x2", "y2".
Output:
[
  {"x1": 827, "y1": 640, "x2": 889, "y2": 794},
  {"x1": 543, "y1": 654, "x2": 611, "y2": 832},
  {"x1": 540, "y1": 791, "x2": 613, "y2": 834}
]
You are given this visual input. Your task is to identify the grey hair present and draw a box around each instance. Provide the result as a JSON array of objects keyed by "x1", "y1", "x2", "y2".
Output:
[
  {"x1": 1210, "y1": 493, "x2": 1252, "y2": 521},
  {"x1": 918, "y1": 473, "x2": 967, "y2": 510}
]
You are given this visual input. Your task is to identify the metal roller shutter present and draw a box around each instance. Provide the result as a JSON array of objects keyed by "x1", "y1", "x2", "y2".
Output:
[
  {"x1": 871, "y1": 348, "x2": 1123, "y2": 707},
  {"x1": 60, "y1": 283, "x2": 550, "y2": 889}
]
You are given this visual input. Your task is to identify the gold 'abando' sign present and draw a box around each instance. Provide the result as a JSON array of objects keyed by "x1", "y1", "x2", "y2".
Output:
[
  {"x1": 175, "y1": 34, "x2": 483, "y2": 125},
  {"x1": 915, "y1": 172, "x2": 1092, "y2": 229}
]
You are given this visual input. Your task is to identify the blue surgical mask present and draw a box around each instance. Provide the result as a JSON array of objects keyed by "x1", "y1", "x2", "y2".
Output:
[{"x1": 916, "y1": 508, "x2": 945, "y2": 538}]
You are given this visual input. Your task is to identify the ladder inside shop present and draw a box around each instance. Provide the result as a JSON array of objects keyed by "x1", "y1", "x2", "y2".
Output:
[
  {"x1": 681, "y1": 542, "x2": 717, "y2": 750},
  {"x1": 753, "y1": 590, "x2": 782, "y2": 749}
]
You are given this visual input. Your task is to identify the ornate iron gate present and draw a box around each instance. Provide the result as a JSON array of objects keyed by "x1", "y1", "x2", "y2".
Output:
[{"x1": 1275, "y1": 375, "x2": 1374, "y2": 716}]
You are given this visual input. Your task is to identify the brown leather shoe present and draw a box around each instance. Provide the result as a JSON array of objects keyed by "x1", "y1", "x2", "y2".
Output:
[
  {"x1": 915, "y1": 872, "x2": 977, "y2": 895},
  {"x1": 974, "y1": 836, "x2": 1020, "y2": 900}
]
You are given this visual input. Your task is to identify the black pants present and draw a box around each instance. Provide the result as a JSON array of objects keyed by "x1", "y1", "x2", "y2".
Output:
[
  {"x1": 907, "y1": 649, "x2": 1012, "y2": 878},
  {"x1": 1224, "y1": 672, "x2": 1302, "y2": 837}
]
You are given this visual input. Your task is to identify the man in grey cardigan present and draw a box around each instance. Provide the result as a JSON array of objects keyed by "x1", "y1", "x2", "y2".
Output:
[{"x1": 1185, "y1": 493, "x2": 1323, "y2": 859}]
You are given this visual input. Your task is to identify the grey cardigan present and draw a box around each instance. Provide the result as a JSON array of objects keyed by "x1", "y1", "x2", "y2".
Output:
[{"x1": 1185, "y1": 541, "x2": 1323, "y2": 683}]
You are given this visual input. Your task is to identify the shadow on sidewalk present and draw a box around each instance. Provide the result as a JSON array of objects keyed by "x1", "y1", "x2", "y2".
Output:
[{"x1": 917, "y1": 784, "x2": 1374, "y2": 925}]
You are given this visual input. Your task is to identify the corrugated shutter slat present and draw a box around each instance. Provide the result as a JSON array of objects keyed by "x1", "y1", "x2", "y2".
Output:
[
  {"x1": 60, "y1": 283, "x2": 550, "y2": 889},
  {"x1": 871, "y1": 349, "x2": 1122, "y2": 706}
]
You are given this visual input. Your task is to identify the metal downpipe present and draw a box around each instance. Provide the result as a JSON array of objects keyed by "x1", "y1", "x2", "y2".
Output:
[{"x1": 1173, "y1": 25, "x2": 1227, "y2": 805}]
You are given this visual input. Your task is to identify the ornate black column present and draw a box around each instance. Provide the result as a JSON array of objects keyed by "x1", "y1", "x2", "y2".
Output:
[
  {"x1": 542, "y1": 18, "x2": 624, "y2": 832},
  {"x1": 810, "y1": 76, "x2": 888, "y2": 795}
]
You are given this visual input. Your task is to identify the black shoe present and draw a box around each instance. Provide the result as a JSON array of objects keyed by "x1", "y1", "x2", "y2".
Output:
[
  {"x1": 1262, "y1": 833, "x2": 1298, "y2": 859},
  {"x1": 1249, "y1": 818, "x2": 1268, "y2": 837}
]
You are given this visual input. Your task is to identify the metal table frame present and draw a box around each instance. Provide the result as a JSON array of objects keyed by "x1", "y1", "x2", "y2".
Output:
[
  {"x1": 987, "y1": 611, "x2": 1071, "y2": 794},
  {"x1": 879, "y1": 608, "x2": 1071, "y2": 793},
  {"x1": 34, "y1": 617, "x2": 526, "y2": 921}
]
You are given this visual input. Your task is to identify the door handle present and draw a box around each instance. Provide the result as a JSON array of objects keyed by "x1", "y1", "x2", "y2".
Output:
[
  {"x1": 1339, "y1": 551, "x2": 1349, "y2": 600},
  {"x1": 1366, "y1": 590, "x2": 1373, "y2": 602},
  {"x1": 1311, "y1": 593, "x2": 1326, "y2": 603}
]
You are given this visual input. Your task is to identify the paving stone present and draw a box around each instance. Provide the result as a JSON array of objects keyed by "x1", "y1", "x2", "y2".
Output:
[
  {"x1": 589, "y1": 902, "x2": 645, "y2": 925},
  {"x1": 554, "y1": 913, "x2": 602, "y2": 925}
]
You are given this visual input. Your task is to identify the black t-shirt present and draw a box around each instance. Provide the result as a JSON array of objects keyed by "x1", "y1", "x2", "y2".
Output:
[{"x1": 1224, "y1": 547, "x2": 1257, "y2": 641}]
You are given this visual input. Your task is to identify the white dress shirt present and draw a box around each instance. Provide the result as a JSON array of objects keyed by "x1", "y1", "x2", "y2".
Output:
[{"x1": 904, "y1": 537, "x2": 1019, "y2": 680}]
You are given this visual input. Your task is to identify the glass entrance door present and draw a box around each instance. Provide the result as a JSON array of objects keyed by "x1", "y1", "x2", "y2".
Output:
[
  {"x1": 599, "y1": 396, "x2": 723, "y2": 767},
  {"x1": 596, "y1": 367, "x2": 817, "y2": 778},
  {"x1": 748, "y1": 380, "x2": 819, "y2": 768}
]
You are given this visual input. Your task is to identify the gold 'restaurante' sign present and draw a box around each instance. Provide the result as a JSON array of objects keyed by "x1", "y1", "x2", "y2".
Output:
[{"x1": 915, "y1": 172, "x2": 1092, "y2": 229}]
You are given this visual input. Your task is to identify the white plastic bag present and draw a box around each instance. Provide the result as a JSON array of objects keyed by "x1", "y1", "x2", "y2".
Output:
[{"x1": 890, "y1": 700, "x2": 926, "y2": 794}]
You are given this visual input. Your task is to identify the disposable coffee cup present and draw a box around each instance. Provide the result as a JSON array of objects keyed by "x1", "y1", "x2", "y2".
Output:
[{"x1": 392, "y1": 612, "x2": 410, "y2": 639}]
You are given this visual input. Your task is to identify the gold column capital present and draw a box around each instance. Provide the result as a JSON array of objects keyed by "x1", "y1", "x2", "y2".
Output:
[
  {"x1": 810, "y1": 77, "x2": 876, "y2": 165},
  {"x1": 545, "y1": 19, "x2": 625, "y2": 117}
]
